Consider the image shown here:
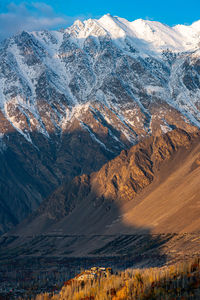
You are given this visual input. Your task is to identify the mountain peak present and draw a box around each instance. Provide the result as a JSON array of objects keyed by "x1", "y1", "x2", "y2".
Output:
[
  {"x1": 98, "y1": 14, "x2": 121, "y2": 27},
  {"x1": 73, "y1": 19, "x2": 84, "y2": 27},
  {"x1": 99, "y1": 13, "x2": 114, "y2": 20}
]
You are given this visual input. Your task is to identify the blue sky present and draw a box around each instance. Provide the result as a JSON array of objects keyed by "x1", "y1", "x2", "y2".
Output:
[{"x1": 0, "y1": 0, "x2": 200, "y2": 40}]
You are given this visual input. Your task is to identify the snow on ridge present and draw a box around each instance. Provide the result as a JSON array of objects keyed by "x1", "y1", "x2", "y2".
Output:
[
  {"x1": 32, "y1": 30, "x2": 64, "y2": 56},
  {"x1": 4, "y1": 15, "x2": 199, "y2": 56},
  {"x1": 60, "y1": 14, "x2": 194, "y2": 56},
  {"x1": 0, "y1": 14, "x2": 199, "y2": 145},
  {"x1": 97, "y1": 14, "x2": 126, "y2": 39},
  {"x1": 190, "y1": 20, "x2": 200, "y2": 30},
  {"x1": 80, "y1": 120, "x2": 113, "y2": 153},
  {"x1": 95, "y1": 14, "x2": 200, "y2": 55}
]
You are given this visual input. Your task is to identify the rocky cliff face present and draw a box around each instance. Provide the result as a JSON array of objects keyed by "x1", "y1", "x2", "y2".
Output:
[
  {"x1": 14, "y1": 128, "x2": 200, "y2": 235},
  {"x1": 0, "y1": 15, "x2": 200, "y2": 233}
]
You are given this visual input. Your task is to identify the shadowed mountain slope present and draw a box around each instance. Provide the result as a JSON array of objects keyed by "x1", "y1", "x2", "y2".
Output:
[
  {"x1": 13, "y1": 128, "x2": 200, "y2": 234},
  {"x1": 3, "y1": 128, "x2": 199, "y2": 261}
]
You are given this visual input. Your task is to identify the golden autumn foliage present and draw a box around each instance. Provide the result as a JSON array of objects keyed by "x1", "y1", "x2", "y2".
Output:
[{"x1": 29, "y1": 257, "x2": 200, "y2": 300}]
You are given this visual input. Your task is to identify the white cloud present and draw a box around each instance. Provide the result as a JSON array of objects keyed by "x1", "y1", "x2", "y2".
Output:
[
  {"x1": 31, "y1": 2, "x2": 55, "y2": 14},
  {"x1": 0, "y1": 2, "x2": 74, "y2": 41}
]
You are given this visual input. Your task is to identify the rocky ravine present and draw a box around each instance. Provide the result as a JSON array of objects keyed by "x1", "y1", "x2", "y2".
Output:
[{"x1": 0, "y1": 15, "x2": 200, "y2": 233}]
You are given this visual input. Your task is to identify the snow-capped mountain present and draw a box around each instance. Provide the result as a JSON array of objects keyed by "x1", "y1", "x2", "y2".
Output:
[{"x1": 0, "y1": 14, "x2": 200, "y2": 233}]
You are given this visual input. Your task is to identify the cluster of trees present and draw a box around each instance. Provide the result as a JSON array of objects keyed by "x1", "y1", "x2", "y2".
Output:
[{"x1": 29, "y1": 257, "x2": 200, "y2": 299}]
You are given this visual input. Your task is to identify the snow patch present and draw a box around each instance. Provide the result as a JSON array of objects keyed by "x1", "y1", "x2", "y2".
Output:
[{"x1": 80, "y1": 120, "x2": 113, "y2": 152}]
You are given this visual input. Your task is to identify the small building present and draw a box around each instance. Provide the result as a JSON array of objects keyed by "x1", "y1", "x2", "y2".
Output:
[
  {"x1": 77, "y1": 273, "x2": 97, "y2": 281},
  {"x1": 74, "y1": 266, "x2": 113, "y2": 282}
]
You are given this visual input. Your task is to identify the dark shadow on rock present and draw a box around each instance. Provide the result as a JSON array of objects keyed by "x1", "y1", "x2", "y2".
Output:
[
  {"x1": 0, "y1": 126, "x2": 123, "y2": 235},
  {"x1": 0, "y1": 178, "x2": 168, "y2": 267},
  {"x1": 0, "y1": 186, "x2": 169, "y2": 297},
  {"x1": 0, "y1": 185, "x2": 169, "y2": 298}
]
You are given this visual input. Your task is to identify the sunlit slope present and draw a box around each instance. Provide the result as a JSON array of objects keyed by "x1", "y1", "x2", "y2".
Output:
[{"x1": 13, "y1": 129, "x2": 200, "y2": 236}]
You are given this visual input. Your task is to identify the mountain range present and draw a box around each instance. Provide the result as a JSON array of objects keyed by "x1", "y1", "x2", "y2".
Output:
[{"x1": 0, "y1": 14, "x2": 200, "y2": 237}]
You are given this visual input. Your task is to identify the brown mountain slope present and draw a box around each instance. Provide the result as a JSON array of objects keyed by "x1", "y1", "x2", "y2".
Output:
[
  {"x1": 12, "y1": 128, "x2": 200, "y2": 237},
  {"x1": 1, "y1": 128, "x2": 200, "y2": 266}
]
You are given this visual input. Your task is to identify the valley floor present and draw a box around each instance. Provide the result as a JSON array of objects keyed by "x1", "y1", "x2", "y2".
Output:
[
  {"x1": 0, "y1": 233, "x2": 200, "y2": 299},
  {"x1": 13, "y1": 257, "x2": 200, "y2": 299}
]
